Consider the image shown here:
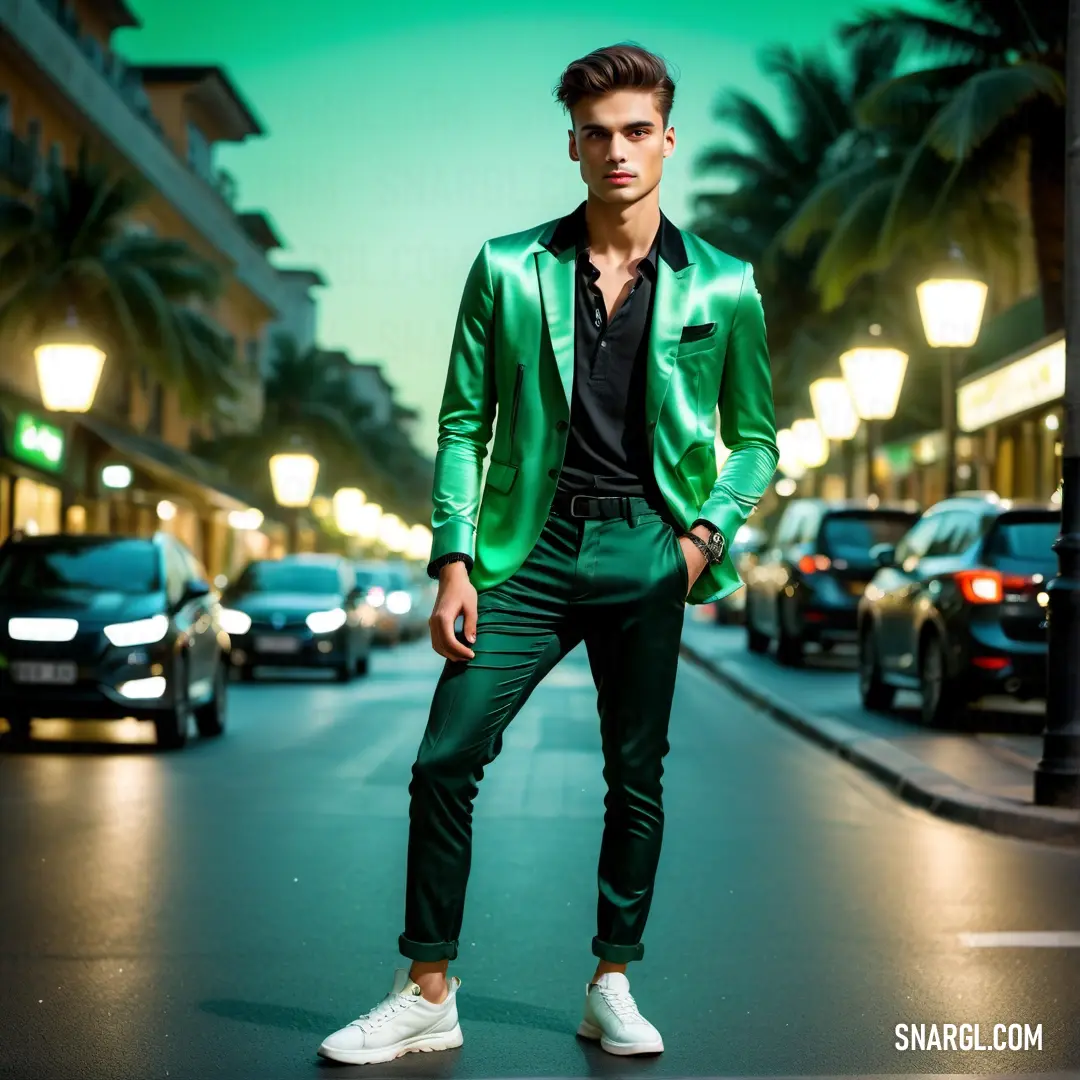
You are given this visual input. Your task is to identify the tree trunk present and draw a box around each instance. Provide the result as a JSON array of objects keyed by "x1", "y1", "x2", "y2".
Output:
[{"x1": 1029, "y1": 104, "x2": 1067, "y2": 333}]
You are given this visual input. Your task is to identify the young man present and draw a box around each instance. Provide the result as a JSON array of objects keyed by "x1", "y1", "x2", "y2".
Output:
[{"x1": 318, "y1": 42, "x2": 778, "y2": 1066}]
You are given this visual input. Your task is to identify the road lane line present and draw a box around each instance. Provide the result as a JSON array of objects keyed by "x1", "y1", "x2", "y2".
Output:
[{"x1": 960, "y1": 931, "x2": 1080, "y2": 947}]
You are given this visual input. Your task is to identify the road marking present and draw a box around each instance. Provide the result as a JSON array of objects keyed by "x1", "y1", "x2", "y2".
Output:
[{"x1": 960, "y1": 931, "x2": 1080, "y2": 947}]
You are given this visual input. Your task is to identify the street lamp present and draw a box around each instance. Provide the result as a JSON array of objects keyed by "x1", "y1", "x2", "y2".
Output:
[
  {"x1": 270, "y1": 439, "x2": 319, "y2": 554},
  {"x1": 840, "y1": 328, "x2": 908, "y2": 498},
  {"x1": 792, "y1": 418, "x2": 829, "y2": 469},
  {"x1": 917, "y1": 256, "x2": 988, "y2": 496},
  {"x1": 332, "y1": 487, "x2": 366, "y2": 536},
  {"x1": 776, "y1": 428, "x2": 807, "y2": 480},
  {"x1": 810, "y1": 378, "x2": 859, "y2": 441},
  {"x1": 34, "y1": 311, "x2": 106, "y2": 413},
  {"x1": 811, "y1": 376, "x2": 860, "y2": 497},
  {"x1": 1035, "y1": 0, "x2": 1080, "y2": 808},
  {"x1": 406, "y1": 525, "x2": 433, "y2": 561}
]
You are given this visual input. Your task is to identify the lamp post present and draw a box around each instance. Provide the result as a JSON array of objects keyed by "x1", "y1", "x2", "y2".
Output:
[
  {"x1": 840, "y1": 328, "x2": 908, "y2": 498},
  {"x1": 810, "y1": 377, "x2": 860, "y2": 497},
  {"x1": 269, "y1": 441, "x2": 319, "y2": 553},
  {"x1": 34, "y1": 310, "x2": 106, "y2": 413},
  {"x1": 916, "y1": 256, "x2": 988, "y2": 497},
  {"x1": 1035, "y1": 0, "x2": 1080, "y2": 809}
]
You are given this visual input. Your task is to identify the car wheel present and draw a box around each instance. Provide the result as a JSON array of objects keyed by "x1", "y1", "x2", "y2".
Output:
[
  {"x1": 746, "y1": 606, "x2": 769, "y2": 653},
  {"x1": 155, "y1": 661, "x2": 190, "y2": 750},
  {"x1": 858, "y1": 626, "x2": 895, "y2": 711},
  {"x1": 775, "y1": 600, "x2": 803, "y2": 667},
  {"x1": 335, "y1": 654, "x2": 354, "y2": 683},
  {"x1": 919, "y1": 632, "x2": 965, "y2": 728},
  {"x1": 194, "y1": 661, "x2": 228, "y2": 738},
  {"x1": 237, "y1": 665, "x2": 255, "y2": 683},
  {"x1": 355, "y1": 653, "x2": 370, "y2": 677}
]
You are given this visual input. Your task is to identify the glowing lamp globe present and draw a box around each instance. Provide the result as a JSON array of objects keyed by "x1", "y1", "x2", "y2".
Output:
[
  {"x1": 792, "y1": 418, "x2": 828, "y2": 468},
  {"x1": 809, "y1": 378, "x2": 859, "y2": 441},
  {"x1": 269, "y1": 451, "x2": 319, "y2": 507},
  {"x1": 332, "y1": 487, "x2": 366, "y2": 535},
  {"x1": 35, "y1": 340, "x2": 106, "y2": 413},
  {"x1": 917, "y1": 276, "x2": 987, "y2": 348},
  {"x1": 356, "y1": 502, "x2": 383, "y2": 542},
  {"x1": 840, "y1": 346, "x2": 908, "y2": 421},
  {"x1": 776, "y1": 428, "x2": 806, "y2": 479}
]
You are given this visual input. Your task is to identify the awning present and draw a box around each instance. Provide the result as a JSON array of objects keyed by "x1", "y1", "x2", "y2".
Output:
[{"x1": 77, "y1": 414, "x2": 256, "y2": 513}]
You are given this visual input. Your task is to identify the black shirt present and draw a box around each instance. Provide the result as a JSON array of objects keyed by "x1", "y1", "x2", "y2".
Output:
[{"x1": 553, "y1": 205, "x2": 664, "y2": 501}]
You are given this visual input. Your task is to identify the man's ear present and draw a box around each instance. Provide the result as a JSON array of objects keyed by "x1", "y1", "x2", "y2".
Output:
[{"x1": 568, "y1": 131, "x2": 579, "y2": 161}]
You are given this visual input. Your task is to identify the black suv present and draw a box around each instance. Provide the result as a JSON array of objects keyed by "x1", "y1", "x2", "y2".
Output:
[
  {"x1": 857, "y1": 494, "x2": 1059, "y2": 725},
  {"x1": 0, "y1": 533, "x2": 228, "y2": 749},
  {"x1": 744, "y1": 499, "x2": 920, "y2": 664}
]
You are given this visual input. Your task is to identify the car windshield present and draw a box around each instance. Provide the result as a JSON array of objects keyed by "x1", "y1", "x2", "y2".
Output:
[
  {"x1": 820, "y1": 513, "x2": 916, "y2": 561},
  {"x1": 234, "y1": 562, "x2": 340, "y2": 594},
  {"x1": 985, "y1": 517, "x2": 1060, "y2": 560},
  {"x1": 0, "y1": 540, "x2": 160, "y2": 596}
]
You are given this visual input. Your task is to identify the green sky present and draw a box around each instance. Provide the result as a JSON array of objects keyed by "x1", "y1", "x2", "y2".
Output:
[{"x1": 119, "y1": 0, "x2": 920, "y2": 455}]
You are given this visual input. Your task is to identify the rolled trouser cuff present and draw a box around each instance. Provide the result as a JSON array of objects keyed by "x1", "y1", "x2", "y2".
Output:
[
  {"x1": 592, "y1": 936, "x2": 644, "y2": 963},
  {"x1": 398, "y1": 934, "x2": 459, "y2": 961}
]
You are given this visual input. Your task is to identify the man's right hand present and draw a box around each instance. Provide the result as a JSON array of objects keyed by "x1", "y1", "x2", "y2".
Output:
[{"x1": 428, "y1": 560, "x2": 478, "y2": 661}]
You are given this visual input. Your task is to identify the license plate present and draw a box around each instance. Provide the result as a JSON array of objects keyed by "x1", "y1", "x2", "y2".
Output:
[
  {"x1": 11, "y1": 660, "x2": 78, "y2": 685},
  {"x1": 255, "y1": 636, "x2": 300, "y2": 654}
]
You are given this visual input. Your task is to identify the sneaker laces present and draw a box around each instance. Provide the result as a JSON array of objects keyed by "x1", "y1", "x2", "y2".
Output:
[
  {"x1": 598, "y1": 986, "x2": 645, "y2": 1023},
  {"x1": 348, "y1": 992, "x2": 418, "y2": 1033}
]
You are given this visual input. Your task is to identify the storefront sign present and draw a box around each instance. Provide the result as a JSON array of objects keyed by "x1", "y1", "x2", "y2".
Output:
[
  {"x1": 12, "y1": 412, "x2": 65, "y2": 474},
  {"x1": 958, "y1": 336, "x2": 1065, "y2": 432}
]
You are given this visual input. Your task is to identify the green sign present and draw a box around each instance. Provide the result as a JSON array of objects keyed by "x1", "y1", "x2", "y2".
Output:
[{"x1": 12, "y1": 412, "x2": 66, "y2": 474}]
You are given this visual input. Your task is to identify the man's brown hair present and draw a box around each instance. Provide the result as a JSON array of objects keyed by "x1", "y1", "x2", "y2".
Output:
[{"x1": 554, "y1": 43, "x2": 676, "y2": 129}]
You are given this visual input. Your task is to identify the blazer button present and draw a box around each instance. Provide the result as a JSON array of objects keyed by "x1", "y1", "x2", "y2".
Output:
[
  {"x1": 548, "y1": 468, "x2": 559, "y2": 479},
  {"x1": 556, "y1": 420, "x2": 568, "y2": 432}
]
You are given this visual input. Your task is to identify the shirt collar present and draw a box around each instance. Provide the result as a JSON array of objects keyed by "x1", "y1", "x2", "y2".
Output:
[{"x1": 556, "y1": 201, "x2": 660, "y2": 281}]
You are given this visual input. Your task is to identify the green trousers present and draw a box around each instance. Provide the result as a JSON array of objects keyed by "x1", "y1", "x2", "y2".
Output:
[{"x1": 400, "y1": 498, "x2": 688, "y2": 964}]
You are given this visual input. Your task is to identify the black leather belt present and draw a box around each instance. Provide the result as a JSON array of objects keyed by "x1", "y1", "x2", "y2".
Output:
[{"x1": 550, "y1": 493, "x2": 658, "y2": 520}]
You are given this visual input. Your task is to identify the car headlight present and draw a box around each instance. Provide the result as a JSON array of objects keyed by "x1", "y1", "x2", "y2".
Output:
[
  {"x1": 219, "y1": 608, "x2": 252, "y2": 635},
  {"x1": 306, "y1": 607, "x2": 347, "y2": 634},
  {"x1": 104, "y1": 614, "x2": 169, "y2": 647},
  {"x1": 386, "y1": 590, "x2": 412, "y2": 615}
]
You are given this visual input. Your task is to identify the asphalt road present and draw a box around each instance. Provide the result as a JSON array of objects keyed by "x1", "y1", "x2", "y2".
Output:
[{"x1": 1, "y1": 632, "x2": 1079, "y2": 1079}]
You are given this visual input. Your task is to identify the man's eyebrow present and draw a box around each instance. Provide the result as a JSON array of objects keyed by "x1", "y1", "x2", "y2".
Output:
[{"x1": 578, "y1": 120, "x2": 657, "y2": 132}]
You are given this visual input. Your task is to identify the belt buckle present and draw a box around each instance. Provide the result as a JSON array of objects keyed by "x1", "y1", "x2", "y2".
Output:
[{"x1": 569, "y1": 494, "x2": 589, "y2": 518}]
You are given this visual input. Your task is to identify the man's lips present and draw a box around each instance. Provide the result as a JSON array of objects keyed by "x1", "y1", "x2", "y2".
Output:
[{"x1": 605, "y1": 172, "x2": 634, "y2": 179}]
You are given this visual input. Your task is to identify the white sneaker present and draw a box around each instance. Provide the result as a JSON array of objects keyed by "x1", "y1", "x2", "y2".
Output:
[
  {"x1": 317, "y1": 968, "x2": 464, "y2": 1065},
  {"x1": 576, "y1": 971, "x2": 664, "y2": 1055}
]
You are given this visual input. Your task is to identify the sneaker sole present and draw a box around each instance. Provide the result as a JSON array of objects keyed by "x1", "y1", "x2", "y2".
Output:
[
  {"x1": 577, "y1": 1019, "x2": 664, "y2": 1055},
  {"x1": 317, "y1": 1023, "x2": 463, "y2": 1065}
]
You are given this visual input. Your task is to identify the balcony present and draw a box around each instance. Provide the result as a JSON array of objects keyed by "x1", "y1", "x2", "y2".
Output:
[
  {"x1": 0, "y1": 128, "x2": 34, "y2": 189},
  {"x1": 0, "y1": 0, "x2": 286, "y2": 315}
]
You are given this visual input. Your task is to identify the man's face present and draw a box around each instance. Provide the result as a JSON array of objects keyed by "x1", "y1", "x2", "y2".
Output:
[{"x1": 568, "y1": 89, "x2": 674, "y2": 207}]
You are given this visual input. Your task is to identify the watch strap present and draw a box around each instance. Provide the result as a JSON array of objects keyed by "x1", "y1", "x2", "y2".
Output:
[
  {"x1": 688, "y1": 519, "x2": 726, "y2": 564},
  {"x1": 682, "y1": 533, "x2": 712, "y2": 562}
]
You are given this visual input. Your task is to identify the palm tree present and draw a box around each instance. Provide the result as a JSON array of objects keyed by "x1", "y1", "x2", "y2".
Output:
[
  {"x1": 782, "y1": 0, "x2": 1066, "y2": 328},
  {"x1": 196, "y1": 334, "x2": 431, "y2": 521},
  {"x1": 0, "y1": 143, "x2": 241, "y2": 413},
  {"x1": 689, "y1": 40, "x2": 903, "y2": 413}
]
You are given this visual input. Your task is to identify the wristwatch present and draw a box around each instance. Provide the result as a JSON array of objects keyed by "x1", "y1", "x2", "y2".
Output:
[{"x1": 686, "y1": 519, "x2": 726, "y2": 564}]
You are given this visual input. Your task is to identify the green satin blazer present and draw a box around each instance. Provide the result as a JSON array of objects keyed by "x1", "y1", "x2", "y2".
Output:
[{"x1": 428, "y1": 202, "x2": 779, "y2": 605}]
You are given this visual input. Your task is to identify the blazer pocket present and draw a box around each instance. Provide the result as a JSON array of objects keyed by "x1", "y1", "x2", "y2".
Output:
[
  {"x1": 679, "y1": 321, "x2": 716, "y2": 343},
  {"x1": 485, "y1": 460, "x2": 518, "y2": 494}
]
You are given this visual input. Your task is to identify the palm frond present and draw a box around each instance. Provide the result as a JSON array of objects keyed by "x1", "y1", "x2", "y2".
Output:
[
  {"x1": 923, "y1": 62, "x2": 1065, "y2": 160},
  {"x1": 840, "y1": 10, "x2": 996, "y2": 63},
  {"x1": 856, "y1": 63, "x2": 984, "y2": 128}
]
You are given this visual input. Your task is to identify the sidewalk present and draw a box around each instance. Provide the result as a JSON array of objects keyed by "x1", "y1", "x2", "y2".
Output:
[{"x1": 680, "y1": 614, "x2": 1080, "y2": 848}]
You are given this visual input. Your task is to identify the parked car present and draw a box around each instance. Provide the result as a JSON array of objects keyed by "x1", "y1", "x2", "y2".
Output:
[
  {"x1": 745, "y1": 499, "x2": 921, "y2": 664},
  {"x1": 354, "y1": 560, "x2": 427, "y2": 644},
  {"x1": 714, "y1": 524, "x2": 768, "y2": 624},
  {"x1": 0, "y1": 532, "x2": 228, "y2": 750},
  {"x1": 857, "y1": 493, "x2": 1059, "y2": 725},
  {"x1": 219, "y1": 554, "x2": 375, "y2": 681}
]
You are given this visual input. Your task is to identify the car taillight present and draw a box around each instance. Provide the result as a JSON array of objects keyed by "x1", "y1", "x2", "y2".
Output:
[
  {"x1": 797, "y1": 554, "x2": 831, "y2": 574},
  {"x1": 954, "y1": 570, "x2": 1034, "y2": 604}
]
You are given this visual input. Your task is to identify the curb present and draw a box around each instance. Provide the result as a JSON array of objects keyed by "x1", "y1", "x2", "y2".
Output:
[{"x1": 680, "y1": 641, "x2": 1080, "y2": 849}]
